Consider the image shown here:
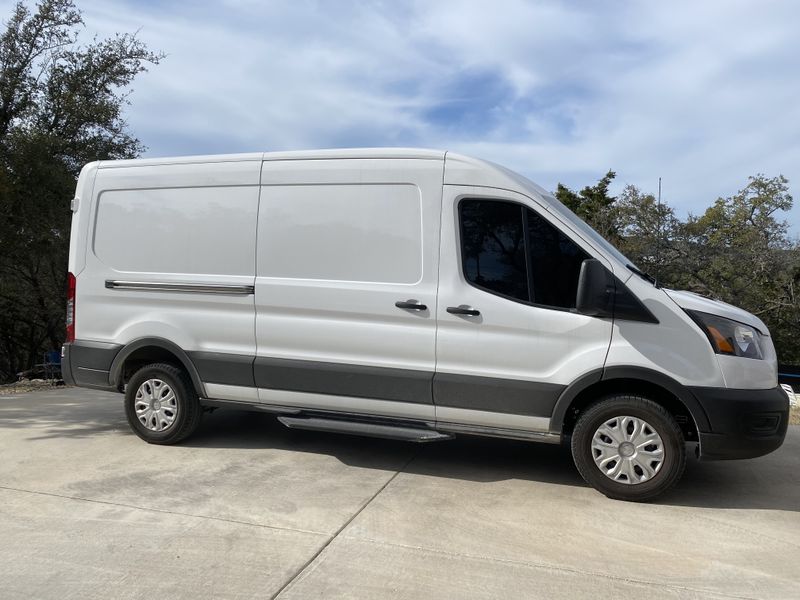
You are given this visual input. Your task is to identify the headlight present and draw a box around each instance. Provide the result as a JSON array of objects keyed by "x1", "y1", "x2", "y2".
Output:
[{"x1": 687, "y1": 310, "x2": 764, "y2": 360}]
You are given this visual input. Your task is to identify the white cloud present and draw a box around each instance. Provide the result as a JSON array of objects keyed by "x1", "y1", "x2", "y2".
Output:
[{"x1": 3, "y1": 0, "x2": 798, "y2": 229}]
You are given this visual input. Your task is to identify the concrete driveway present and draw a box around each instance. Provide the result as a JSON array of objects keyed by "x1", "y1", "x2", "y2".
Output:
[{"x1": 1, "y1": 387, "x2": 798, "y2": 599}]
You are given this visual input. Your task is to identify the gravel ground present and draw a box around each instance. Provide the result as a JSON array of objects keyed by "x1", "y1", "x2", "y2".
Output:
[{"x1": 0, "y1": 380, "x2": 62, "y2": 396}]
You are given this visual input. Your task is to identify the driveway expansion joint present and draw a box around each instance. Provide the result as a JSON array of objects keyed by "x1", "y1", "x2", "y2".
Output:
[{"x1": 270, "y1": 450, "x2": 420, "y2": 600}]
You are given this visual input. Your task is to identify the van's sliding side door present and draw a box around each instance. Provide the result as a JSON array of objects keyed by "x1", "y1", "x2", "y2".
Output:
[{"x1": 253, "y1": 158, "x2": 444, "y2": 419}]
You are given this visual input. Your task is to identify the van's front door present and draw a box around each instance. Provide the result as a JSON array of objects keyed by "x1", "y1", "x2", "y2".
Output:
[
  {"x1": 434, "y1": 187, "x2": 614, "y2": 433},
  {"x1": 253, "y1": 158, "x2": 444, "y2": 420}
]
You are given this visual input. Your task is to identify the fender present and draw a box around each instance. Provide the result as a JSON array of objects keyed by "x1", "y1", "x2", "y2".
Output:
[
  {"x1": 549, "y1": 366, "x2": 711, "y2": 434},
  {"x1": 548, "y1": 369, "x2": 603, "y2": 434},
  {"x1": 108, "y1": 337, "x2": 206, "y2": 397}
]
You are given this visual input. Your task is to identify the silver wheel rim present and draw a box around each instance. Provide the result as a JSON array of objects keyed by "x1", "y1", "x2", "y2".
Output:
[
  {"x1": 591, "y1": 415, "x2": 665, "y2": 485},
  {"x1": 134, "y1": 378, "x2": 178, "y2": 432}
]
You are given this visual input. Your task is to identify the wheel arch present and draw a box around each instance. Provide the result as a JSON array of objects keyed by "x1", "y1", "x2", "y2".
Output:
[
  {"x1": 551, "y1": 367, "x2": 710, "y2": 441},
  {"x1": 108, "y1": 337, "x2": 205, "y2": 397}
]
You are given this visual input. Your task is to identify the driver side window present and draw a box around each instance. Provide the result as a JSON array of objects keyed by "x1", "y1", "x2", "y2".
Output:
[{"x1": 459, "y1": 198, "x2": 589, "y2": 310}]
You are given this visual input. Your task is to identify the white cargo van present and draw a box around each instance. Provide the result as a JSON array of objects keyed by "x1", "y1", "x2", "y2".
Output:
[{"x1": 62, "y1": 149, "x2": 789, "y2": 501}]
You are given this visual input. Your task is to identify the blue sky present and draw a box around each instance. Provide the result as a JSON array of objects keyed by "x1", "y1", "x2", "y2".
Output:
[{"x1": 5, "y1": 0, "x2": 800, "y2": 230}]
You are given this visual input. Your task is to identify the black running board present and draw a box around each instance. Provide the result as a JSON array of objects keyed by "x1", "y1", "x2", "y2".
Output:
[{"x1": 277, "y1": 416, "x2": 454, "y2": 443}]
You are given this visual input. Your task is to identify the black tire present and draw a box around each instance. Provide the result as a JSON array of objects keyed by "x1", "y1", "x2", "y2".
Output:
[
  {"x1": 571, "y1": 395, "x2": 686, "y2": 502},
  {"x1": 124, "y1": 362, "x2": 202, "y2": 445}
]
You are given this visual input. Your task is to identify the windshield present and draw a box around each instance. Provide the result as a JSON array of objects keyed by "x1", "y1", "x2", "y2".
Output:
[{"x1": 490, "y1": 162, "x2": 638, "y2": 270}]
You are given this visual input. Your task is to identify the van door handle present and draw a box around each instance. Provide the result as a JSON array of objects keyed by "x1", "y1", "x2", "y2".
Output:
[
  {"x1": 446, "y1": 305, "x2": 480, "y2": 316},
  {"x1": 395, "y1": 300, "x2": 428, "y2": 311}
]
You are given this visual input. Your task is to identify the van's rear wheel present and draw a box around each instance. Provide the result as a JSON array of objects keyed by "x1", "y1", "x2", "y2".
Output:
[
  {"x1": 124, "y1": 363, "x2": 202, "y2": 445},
  {"x1": 571, "y1": 395, "x2": 686, "y2": 502}
]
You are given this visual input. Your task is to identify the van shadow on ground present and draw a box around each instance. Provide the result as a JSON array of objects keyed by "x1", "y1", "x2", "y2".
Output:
[
  {"x1": 185, "y1": 408, "x2": 800, "y2": 513},
  {"x1": 2, "y1": 392, "x2": 797, "y2": 513}
]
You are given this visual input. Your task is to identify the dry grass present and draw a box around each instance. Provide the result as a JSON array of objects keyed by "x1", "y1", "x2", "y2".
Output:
[{"x1": 790, "y1": 406, "x2": 800, "y2": 426}]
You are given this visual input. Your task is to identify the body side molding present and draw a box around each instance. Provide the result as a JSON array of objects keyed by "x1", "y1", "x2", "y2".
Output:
[
  {"x1": 434, "y1": 372, "x2": 564, "y2": 417},
  {"x1": 105, "y1": 280, "x2": 255, "y2": 295},
  {"x1": 190, "y1": 352, "x2": 255, "y2": 388},
  {"x1": 254, "y1": 357, "x2": 434, "y2": 405}
]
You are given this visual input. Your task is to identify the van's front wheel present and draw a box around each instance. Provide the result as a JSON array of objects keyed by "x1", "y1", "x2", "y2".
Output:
[
  {"x1": 571, "y1": 395, "x2": 686, "y2": 502},
  {"x1": 124, "y1": 363, "x2": 202, "y2": 444}
]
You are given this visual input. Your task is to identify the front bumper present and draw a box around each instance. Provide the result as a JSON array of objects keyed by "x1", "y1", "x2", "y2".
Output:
[{"x1": 690, "y1": 385, "x2": 790, "y2": 460}]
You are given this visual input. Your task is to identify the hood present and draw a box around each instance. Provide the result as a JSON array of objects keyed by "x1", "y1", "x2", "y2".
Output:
[{"x1": 664, "y1": 289, "x2": 770, "y2": 335}]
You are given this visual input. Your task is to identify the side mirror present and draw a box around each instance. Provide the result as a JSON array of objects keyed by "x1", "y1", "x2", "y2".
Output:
[{"x1": 576, "y1": 258, "x2": 615, "y2": 318}]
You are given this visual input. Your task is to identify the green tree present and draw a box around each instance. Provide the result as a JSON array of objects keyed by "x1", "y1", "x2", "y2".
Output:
[
  {"x1": 613, "y1": 184, "x2": 681, "y2": 283},
  {"x1": 555, "y1": 170, "x2": 618, "y2": 239},
  {"x1": 0, "y1": 0, "x2": 161, "y2": 381}
]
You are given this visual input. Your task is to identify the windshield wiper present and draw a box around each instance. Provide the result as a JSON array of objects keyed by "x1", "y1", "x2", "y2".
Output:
[{"x1": 627, "y1": 264, "x2": 659, "y2": 287}]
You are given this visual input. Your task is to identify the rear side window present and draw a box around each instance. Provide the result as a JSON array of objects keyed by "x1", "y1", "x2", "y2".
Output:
[{"x1": 459, "y1": 199, "x2": 590, "y2": 309}]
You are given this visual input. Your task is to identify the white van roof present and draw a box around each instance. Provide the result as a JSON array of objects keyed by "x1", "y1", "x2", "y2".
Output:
[
  {"x1": 94, "y1": 148, "x2": 546, "y2": 192},
  {"x1": 97, "y1": 148, "x2": 446, "y2": 169},
  {"x1": 94, "y1": 146, "x2": 548, "y2": 197}
]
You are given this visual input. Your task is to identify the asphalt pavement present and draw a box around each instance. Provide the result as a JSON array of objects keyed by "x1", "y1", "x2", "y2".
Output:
[{"x1": 1, "y1": 387, "x2": 798, "y2": 599}]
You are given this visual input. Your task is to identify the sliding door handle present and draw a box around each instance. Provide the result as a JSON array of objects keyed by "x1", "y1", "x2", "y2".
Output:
[
  {"x1": 395, "y1": 300, "x2": 428, "y2": 311},
  {"x1": 446, "y1": 305, "x2": 480, "y2": 316}
]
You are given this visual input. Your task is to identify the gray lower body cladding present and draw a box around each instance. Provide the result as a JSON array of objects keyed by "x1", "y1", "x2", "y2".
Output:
[
  {"x1": 63, "y1": 340, "x2": 563, "y2": 419},
  {"x1": 61, "y1": 340, "x2": 121, "y2": 390},
  {"x1": 65, "y1": 340, "x2": 789, "y2": 460}
]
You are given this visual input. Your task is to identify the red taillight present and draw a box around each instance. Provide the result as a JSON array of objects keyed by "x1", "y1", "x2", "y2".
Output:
[{"x1": 66, "y1": 272, "x2": 76, "y2": 343}]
